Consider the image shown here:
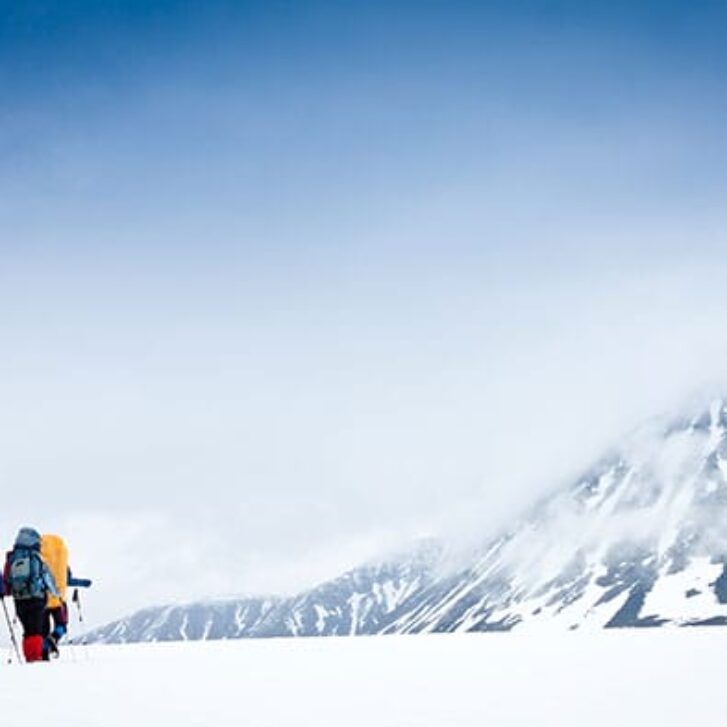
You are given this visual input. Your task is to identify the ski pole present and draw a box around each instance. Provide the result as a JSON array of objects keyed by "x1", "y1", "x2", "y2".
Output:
[
  {"x1": 1, "y1": 597, "x2": 23, "y2": 664},
  {"x1": 72, "y1": 588, "x2": 84, "y2": 624},
  {"x1": 71, "y1": 589, "x2": 90, "y2": 659}
]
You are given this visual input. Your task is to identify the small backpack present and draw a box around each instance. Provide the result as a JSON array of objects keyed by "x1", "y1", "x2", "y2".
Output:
[{"x1": 8, "y1": 547, "x2": 46, "y2": 600}]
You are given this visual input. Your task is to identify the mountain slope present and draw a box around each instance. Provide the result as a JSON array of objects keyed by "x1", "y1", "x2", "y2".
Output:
[
  {"x1": 386, "y1": 399, "x2": 727, "y2": 633},
  {"x1": 81, "y1": 597, "x2": 281, "y2": 643},
  {"x1": 82, "y1": 542, "x2": 441, "y2": 643},
  {"x1": 83, "y1": 399, "x2": 727, "y2": 643}
]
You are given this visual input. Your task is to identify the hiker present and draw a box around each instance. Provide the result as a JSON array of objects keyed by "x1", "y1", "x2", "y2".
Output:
[
  {"x1": 2, "y1": 527, "x2": 59, "y2": 662},
  {"x1": 41, "y1": 534, "x2": 71, "y2": 657}
]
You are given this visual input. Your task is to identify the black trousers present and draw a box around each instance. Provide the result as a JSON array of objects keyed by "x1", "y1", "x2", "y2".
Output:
[
  {"x1": 14, "y1": 597, "x2": 46, "y2": 637},
  {"x1": 44, "y1": 603, "x2": 68, "y2": 637}
]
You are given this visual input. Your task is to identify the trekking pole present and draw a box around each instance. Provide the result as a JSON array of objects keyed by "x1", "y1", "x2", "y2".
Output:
[
  {"x1": 57, "y1": 596, "x2": 75, "y2": 664},
  {"x1": 1, "y1": 597, "x2": 23, "y2": 664},
  {"x1": 71, "y1": 589, "x2": 90, "y2": 660},
  {"x1": 72, "y1": 588, "x2": 84, "y2": 625}
]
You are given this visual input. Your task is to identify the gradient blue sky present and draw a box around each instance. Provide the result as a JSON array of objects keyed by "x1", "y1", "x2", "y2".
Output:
[{"x1": 2, "y1": 1, "x2": 727, "y2": 623}]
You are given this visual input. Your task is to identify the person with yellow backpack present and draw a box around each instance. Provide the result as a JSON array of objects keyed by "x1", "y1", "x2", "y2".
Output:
[{"x1": 40, "y1": 534, "x2": 71, "y2": 658}]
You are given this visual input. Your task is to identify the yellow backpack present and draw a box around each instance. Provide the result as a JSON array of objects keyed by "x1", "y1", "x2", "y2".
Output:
[{"x1": 41, "y1": 534, "x2": 69, "y2": 609}]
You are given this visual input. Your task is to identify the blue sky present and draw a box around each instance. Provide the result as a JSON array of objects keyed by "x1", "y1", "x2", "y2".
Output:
[
  {"x1": 3, "y1": 0, "x2": 727, "y2": 254},
  {"x1": 1, "y1": 1, "x2": 727, "y2": 622}
]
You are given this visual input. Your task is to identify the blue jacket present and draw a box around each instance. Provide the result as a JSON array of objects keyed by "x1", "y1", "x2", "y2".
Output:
[{"x1": 3, "y1": 527, "x2": 59, "y2": 600}]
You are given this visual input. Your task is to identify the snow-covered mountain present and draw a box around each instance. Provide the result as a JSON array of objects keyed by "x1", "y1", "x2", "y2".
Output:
[
  {"x1": 82, "y1": 542, "x2": 441, "y2": 643},
  {"x1": 83, "y1": 399, "x2": 727, "y2": 643},
  {"x1": 81, "y1": 597, "x2": 281, "y2": 643},
  {"x1": 387, "y1": 399, "x2": 727, "y2": 632}
]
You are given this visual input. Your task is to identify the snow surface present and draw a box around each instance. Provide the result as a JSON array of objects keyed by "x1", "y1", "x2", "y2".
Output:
[{"x1": 3, "y1": 630, "x2": 725, "y2": 726}]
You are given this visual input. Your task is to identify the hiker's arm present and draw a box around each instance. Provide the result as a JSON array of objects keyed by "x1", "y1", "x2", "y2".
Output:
[
  {"x1": 68, "y1": 567, "x2": 92, "y2": 588},
  {"x1": 43, "y1": 564, "x2": 60, "y2": 597}
]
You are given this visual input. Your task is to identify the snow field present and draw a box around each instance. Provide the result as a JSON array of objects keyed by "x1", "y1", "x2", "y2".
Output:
[{"x1": 2, "y1": 629, "x2": 723, "y2": 726}]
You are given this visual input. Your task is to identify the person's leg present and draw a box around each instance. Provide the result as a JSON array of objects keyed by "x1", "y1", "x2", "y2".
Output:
[
  {"x1": 44, "y1": 603, "x2": 68, "y2": 658},
  {"x1": 52, "y1": 601, "x2": 69, "y2": 639},
  {"x1": 42, "y1": 605, "x2": 51, "y2": 637},
  {"x1": 15, "y1": 598, "x2": 45, "y2": 662}
]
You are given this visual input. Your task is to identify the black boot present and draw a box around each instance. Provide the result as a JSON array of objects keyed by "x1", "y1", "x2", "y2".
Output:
[{"x1": 44, "y1": 634, "x2": 59, "y2": 660}]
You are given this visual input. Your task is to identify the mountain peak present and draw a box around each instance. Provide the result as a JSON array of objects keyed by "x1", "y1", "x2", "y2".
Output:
[{"x1": 83, "y1": 396, "x2": 727, "y2": 643}]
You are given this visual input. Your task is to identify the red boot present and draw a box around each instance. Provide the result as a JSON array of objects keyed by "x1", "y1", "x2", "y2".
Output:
[{"x1": 22, "y1": 635, "x2": 44, "y2": 662}]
